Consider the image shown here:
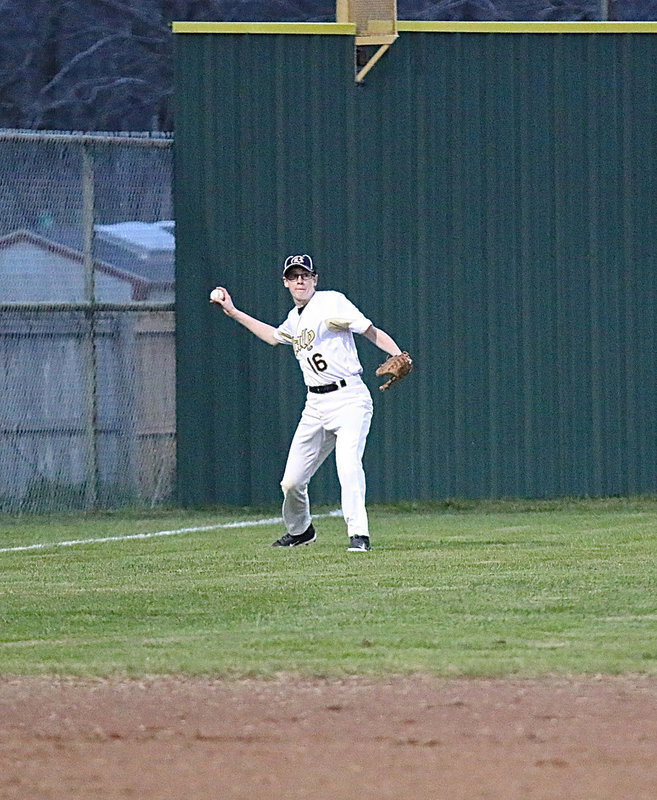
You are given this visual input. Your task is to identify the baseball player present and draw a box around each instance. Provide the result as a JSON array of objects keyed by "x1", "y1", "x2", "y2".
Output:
[{"x1": 210, "y1": 254, "x2": 410, "y2": 552}]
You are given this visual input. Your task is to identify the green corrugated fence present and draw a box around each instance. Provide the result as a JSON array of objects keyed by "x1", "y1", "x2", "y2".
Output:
[{"x1": 174, "y1": 22, "x2": 657, "y2": 506}]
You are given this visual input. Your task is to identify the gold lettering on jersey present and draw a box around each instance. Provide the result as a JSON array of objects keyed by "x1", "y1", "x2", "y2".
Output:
[{"x1": 292, "y1": 329, "x2": 316, "y2": 355}]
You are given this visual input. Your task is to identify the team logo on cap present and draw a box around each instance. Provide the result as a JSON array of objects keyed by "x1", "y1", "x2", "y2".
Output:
[{"x1": 284, "y1": 254, "x2": 314, "y2": 274}]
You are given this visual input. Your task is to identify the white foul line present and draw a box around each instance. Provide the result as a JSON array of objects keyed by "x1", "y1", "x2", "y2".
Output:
[{"x1": 0, "y1": 509, "x2": 343, "y2": 554}]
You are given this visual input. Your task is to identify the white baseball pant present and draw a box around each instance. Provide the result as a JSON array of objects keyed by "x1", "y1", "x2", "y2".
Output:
[{"x1": 280, "y1": 378, "x2": 373, "y2": 539}]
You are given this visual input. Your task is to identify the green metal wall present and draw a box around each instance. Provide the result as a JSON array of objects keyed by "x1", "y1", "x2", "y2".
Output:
[{"x1": 175, "y1": 24, "x2": 657, "y2": 507}]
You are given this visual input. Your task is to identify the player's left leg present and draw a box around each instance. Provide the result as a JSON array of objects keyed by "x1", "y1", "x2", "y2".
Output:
[{"x1": 331, "y1": 388, "x2": 373, "y2": 545}]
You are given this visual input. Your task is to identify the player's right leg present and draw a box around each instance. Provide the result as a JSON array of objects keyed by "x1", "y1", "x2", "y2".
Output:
[{"x1": 272, "y1": 407, "x2": 335, "y2": 547}]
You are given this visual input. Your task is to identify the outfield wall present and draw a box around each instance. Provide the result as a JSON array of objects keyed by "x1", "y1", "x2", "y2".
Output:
[{"x1": 174, "y1": 22, "x2": 657, "y2": 506}]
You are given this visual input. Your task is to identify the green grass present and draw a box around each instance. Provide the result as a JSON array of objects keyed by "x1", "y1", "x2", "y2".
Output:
[{"x1": 1, "y1": 498, "x2": 657, "y2": 678}]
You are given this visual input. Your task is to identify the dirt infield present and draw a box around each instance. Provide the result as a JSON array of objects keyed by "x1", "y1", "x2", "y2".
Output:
[{"x1": 1, "y1": 675, "x2": 656, "y2": 800}]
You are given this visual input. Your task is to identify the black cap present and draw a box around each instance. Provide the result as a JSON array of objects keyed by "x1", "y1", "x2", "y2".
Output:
[{"x1": 282, "y1": 254, "x2": 316, "y2": 277}]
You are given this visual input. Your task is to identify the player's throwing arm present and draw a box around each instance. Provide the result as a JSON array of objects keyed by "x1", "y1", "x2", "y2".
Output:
[{"x1": 210, "y1": 285, "x2": 280, "y2": 345}]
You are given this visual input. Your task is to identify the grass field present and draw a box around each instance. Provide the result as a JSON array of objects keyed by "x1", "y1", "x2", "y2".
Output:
[{"x1": 1, "y1": 498, "x2": 656, "y2": 678}]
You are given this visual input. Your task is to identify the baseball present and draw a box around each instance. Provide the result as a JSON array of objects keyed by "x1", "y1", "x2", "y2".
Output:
[{"x1": 210, "y1": 288, "x2": 225, "y2": 303}]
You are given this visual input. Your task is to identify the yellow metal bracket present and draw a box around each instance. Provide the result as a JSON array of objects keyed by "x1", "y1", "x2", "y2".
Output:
[
  {"x1": 337, "y1": 0, "x2": 398, "y2": 82},
  {"x1": 355, "y1": 39, "x2": 396, "y2": 83}
]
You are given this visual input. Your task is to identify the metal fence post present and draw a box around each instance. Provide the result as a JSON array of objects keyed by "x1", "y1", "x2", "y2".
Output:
[{"x1": 82, "y1": 145, "x2": 99, "y2": 509}]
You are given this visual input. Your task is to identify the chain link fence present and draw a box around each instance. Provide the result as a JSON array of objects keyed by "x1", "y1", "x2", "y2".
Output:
[{"x1": 0, "y1": 130, "x2": 175, "y2": 512}]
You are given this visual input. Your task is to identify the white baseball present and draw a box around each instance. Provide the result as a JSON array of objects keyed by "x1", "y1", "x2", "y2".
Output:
[{"x1": 210, "y1": 288, "x2": 225, "y2": 303}]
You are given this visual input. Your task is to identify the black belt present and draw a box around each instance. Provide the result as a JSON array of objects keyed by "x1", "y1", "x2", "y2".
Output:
[{"x1": 308, "y1": 379, "x2": 347, "y2": 394}]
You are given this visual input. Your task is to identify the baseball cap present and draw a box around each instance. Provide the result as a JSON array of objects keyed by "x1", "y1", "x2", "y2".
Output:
[{"x1": 282, "y1": 254, "x2": 316, "y2": 277}]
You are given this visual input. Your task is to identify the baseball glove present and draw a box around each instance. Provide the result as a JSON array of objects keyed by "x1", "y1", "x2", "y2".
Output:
[{"x1": 375, "y1": 351, "x2": 413, "y2": 391}]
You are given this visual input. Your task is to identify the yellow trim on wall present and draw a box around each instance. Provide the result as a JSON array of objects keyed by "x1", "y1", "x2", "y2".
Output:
[
  {"x1": 397, "y1": 21, "x2": 657, "y2": 33},
  {"x1": 172, "y1": 20, "x2": 657, "y2": 36},
  {"x1": 172, "y1": 21, "x2": 357, "y2": 34}
]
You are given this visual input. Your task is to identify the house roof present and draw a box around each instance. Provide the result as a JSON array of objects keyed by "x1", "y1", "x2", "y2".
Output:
[
  {"x1": 94, "y1": 220, "x2": 175, "y2": 257},
  {"x1": 41, "y1": 222, "x2": 175, "y2": 285},
  {"x1": 0, "y1": 229, "x2": 173, "y2": 301}
]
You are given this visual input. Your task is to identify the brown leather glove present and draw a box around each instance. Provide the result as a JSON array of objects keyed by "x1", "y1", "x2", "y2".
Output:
[{"x1": 375, "y1": 352, "x2": 413, "y2": 391}]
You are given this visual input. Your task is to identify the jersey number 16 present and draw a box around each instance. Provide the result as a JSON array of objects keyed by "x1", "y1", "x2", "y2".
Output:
[{"x1": 307, "y1": 353, "x2": 328, "y2": 373}]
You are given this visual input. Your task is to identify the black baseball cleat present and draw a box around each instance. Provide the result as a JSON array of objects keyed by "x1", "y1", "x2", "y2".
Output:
[
  {"x1": 347, "y1": 535, "x2": 371, "y2": 552},
  {"x1": 271, "y1": 523, "x2": 316, "y2": 547}
]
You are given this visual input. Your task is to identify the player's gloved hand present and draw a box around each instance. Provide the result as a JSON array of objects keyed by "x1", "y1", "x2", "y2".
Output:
[{"x1": 375, "y1": 352, "x2": 413, "y2": 391}]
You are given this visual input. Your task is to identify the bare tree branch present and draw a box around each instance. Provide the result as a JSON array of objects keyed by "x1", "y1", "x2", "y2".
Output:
[{"x1": 38, "y1": 34, "x2": 128, "y2": 97}]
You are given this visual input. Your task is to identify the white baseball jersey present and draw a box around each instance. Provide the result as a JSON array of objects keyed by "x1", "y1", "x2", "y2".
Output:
[{"x1": 274, "y1": 290, "x2": 372, "y2": 387}]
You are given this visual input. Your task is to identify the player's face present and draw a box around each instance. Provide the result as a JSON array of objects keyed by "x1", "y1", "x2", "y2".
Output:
[{"x1": 283, "y1": 269, "x2": 318, "y2": 306}]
